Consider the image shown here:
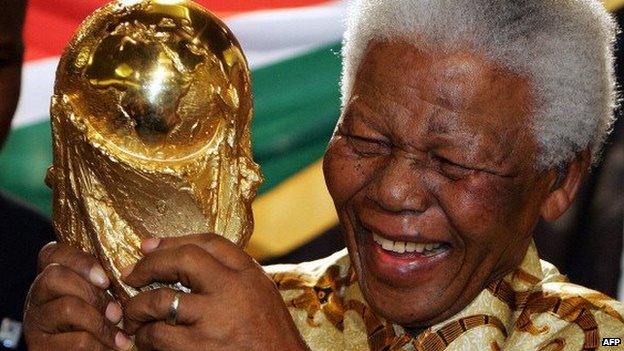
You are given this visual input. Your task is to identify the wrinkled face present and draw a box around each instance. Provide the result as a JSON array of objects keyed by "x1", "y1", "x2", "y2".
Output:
[{"x1": 324, "y1": 41, "x2": 555, "y2": 326}]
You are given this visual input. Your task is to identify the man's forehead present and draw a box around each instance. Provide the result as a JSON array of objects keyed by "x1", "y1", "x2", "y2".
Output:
[
  {"x1": 352, "y1": 41, "x2": 533, "y2": 136},
  {"x1": 347, "y1": 40, "x2": 537, "y2": 168},
  {"x1": 356, "y1": 41, "x2": 530, "y2": 116}
]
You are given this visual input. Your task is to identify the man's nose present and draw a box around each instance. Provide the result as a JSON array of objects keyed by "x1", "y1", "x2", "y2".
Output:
[{"x1": 369, "y1": 156, "x2": 431, "y2": 214}]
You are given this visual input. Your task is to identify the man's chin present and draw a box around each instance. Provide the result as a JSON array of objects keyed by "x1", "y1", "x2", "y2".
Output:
[
  {"x1": 360, "y1": 279, "x2": 459, "y2": 327},
  {"x1": 353, "y1": 248, "x2": 471, "y2": 327},
  {"x1": 345, "y1": 218, "x2": 475, "y2": 326}
]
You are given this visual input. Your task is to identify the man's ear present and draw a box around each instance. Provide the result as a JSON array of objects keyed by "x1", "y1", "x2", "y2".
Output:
[{"x1": 540, "y1": 149, "x2": 590, "y2": 222}]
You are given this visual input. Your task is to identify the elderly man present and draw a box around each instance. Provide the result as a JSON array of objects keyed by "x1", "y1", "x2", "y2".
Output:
[{"x1": 24, "y1": 0, "x2": 624, "y2": 350}]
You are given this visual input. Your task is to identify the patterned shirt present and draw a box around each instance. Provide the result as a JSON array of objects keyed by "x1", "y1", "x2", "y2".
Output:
[{"x1": 266, "y1": 243, "x2": 624, "y2": 351}]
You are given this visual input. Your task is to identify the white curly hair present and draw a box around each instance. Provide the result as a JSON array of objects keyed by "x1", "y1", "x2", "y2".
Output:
[{"x1": 341, "y1": 0, "x2": 619, "y2": 169}]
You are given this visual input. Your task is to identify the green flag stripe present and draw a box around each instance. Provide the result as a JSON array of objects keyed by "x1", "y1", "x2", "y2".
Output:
[
  {"x1": 252, "y1": 44, "x2": 341, "y2": 161},
  {"x1": 0, "y1": 42, "x2": 343, "y2": 214},
  {"x1": 0, "y1": 122, "x2": 53, "y2": 213}
]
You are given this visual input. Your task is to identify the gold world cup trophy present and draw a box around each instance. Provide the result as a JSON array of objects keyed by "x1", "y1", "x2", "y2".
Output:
[{"x1": 46, "y1": 0, "x2": 262, "y2": 300}]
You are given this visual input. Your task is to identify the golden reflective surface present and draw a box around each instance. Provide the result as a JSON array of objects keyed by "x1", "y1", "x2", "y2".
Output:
[{"x1": 48, "y1": 0, "x2": 262, "y2": 300}]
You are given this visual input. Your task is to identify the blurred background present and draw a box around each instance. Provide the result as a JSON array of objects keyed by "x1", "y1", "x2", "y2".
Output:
[{"x1": 0, "y1": 0, "x2": 622, "y2": 301}]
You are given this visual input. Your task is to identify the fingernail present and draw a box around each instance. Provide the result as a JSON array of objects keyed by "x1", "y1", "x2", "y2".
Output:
[
  {"x1": 121, "y1": 264, "x2": 135, "y2": 279},
  {"x1": 141, "y1": 238, "x2": 161, "y2": 253},
  {"x1": 115, "y1": 331, "x2": 133, "y2": 351},
  {"x1": 105, "y1": 302, "x2": 122, "y2": 324},
  {"x1": 89, "y1": 265, "x2": 109, "y2": 288}
]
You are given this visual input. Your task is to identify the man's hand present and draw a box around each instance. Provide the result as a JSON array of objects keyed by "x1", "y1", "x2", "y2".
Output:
[
  {"x1": 23, "y1": 242, "x2": 133, "y2": 351},
  {"x1": 122, "y1": 234, "x2": 309, "y2": 351}
]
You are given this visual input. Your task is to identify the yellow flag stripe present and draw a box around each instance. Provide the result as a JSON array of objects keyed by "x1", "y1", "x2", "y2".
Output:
[{"x1": 247, "y1": 159, "x2": 339, "y2": 260}]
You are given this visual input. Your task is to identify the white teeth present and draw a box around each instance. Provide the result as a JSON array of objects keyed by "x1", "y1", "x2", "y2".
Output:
[
  {"x1": 372, "y1": 233, "x2": 444, "y2": 255},
  {"x1": 415, "y1": 243, "x2": 425, "y2": 253},
  {"x1": 394, "y1": 241, "x2": 405, "y2": 253},
  {"x1": 405, "y1": 242, "x2": 416, "y2": 252},
  {"x1": 381, "y1": 239, "x2": 393, "y2": 250}
]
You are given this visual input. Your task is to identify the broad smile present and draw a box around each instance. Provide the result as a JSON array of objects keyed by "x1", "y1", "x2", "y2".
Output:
[
  {"x1": 372, "y1": 232, "x2": 451, "y2": 257},
  {"x1": 356, "y1": 220, "x2": 455, "y2": 288}
]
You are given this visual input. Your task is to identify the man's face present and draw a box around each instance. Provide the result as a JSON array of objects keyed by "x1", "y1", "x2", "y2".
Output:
[{"x1": 323, "y1": 41, "x2": 555, "y2": 326}]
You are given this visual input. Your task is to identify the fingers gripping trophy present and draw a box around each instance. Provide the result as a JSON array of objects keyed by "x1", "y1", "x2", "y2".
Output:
[{"x1": 46, "y1": 0, "x2": 262, "y2": 301}]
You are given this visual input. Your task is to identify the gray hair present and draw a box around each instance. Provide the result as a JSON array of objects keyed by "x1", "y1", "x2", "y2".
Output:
[{"x1": 341, "y1": 0, "x2": 619, "y2": 169}]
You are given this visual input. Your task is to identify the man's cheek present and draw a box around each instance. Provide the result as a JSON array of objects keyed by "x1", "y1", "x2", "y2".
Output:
[
  {"x1": 436, "y1": 185, "x2": 503, "y2": 243},
  {"x1": 324, "y1": 147, "x2": 374, "y2": 204}
]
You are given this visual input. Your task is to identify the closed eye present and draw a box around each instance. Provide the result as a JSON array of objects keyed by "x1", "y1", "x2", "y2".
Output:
[
  {"x1": 432, "y1": 154, "x2": 473, "y2": 180},
  {"x1": 344, "y1": 134, "x2": 391, "y2": 157}
]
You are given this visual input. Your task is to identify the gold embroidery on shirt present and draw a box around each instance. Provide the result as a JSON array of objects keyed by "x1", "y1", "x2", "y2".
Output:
[{"x1": 269, "y1": 246, "x2": 624, "y2": 351}]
